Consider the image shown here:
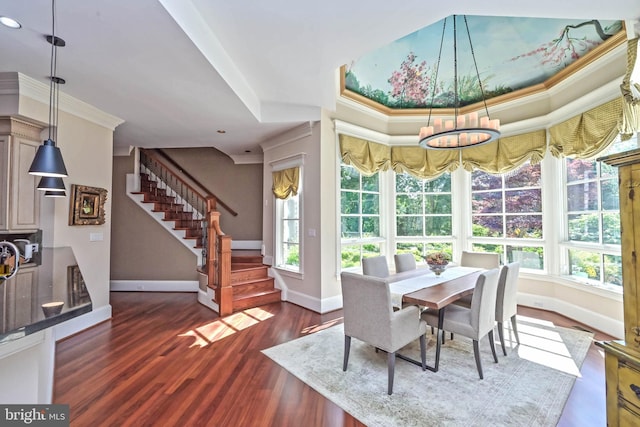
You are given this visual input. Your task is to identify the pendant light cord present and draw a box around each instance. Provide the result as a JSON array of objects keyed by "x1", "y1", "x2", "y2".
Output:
[{"x1": 48, "y1": 0, "x2": 57, "y2": 142}]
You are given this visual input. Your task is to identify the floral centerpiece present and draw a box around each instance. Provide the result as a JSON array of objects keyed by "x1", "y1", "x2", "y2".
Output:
[{"x1": 423, "y1": 252, "x2": 450, "y2": 276}]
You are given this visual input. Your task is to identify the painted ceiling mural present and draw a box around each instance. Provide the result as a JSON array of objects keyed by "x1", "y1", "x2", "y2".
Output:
[{"x1": 344, "y1": 16, "x2": 623, "y2": 110}]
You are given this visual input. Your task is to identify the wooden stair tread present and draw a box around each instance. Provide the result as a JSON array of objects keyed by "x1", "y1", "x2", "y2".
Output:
[{"x1": 234, "y1": 289, "x2": 281, "y2": 299}]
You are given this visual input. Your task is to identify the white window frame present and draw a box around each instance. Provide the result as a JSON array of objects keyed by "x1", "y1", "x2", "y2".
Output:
[
  {"x1": 271, "y1": 154, "x2": 305, "y2": 276},
  {"x1": 468, "y1": 161, "x2": 545, "y2": 271},
  {"x1": 393, "y1": 171, "x2": 455, "y2": 258},
  {"x1": 558, "y1": 135, "x2": 638, "y2": 291},
  {"x1": 338, "y1": 161, "x2": 390, "y2": 271}
]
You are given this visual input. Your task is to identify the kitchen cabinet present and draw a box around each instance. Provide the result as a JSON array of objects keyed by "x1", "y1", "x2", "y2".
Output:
[{"x1": 0, "y1": 117, "x2": 44, "y2": 232}]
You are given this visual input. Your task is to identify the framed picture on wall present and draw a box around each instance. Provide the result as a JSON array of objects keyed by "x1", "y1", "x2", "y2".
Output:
[{"x1": 69, "y1": 184, "x2": 108, "y2": 225}]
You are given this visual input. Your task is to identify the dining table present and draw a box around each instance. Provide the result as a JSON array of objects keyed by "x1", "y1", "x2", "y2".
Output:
[{"x1": 388, "y1": 266, "x2": 483, "y2": 372}]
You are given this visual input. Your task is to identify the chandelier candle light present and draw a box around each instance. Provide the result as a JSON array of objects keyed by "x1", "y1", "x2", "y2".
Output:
[{"x1": 419, "y1": 15, "x2": 501, "y2": 149}]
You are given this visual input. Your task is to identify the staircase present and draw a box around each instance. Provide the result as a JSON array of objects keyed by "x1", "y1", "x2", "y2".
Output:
[
  {"x1": 129, "y1": 161, "x2": 281, "y2": 315},
  {"x1": 133, "y1": 173, "x2": 204, "y2": 250},
  {"x1": 227, "y1": 252, "x2": 281, "y2": 311}
]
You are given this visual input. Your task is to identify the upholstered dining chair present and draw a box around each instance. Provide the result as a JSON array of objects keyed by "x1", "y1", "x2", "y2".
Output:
[
  {"x1": 421, "y1": 268, "x2": 501, "y2": 379},
  {"x1": 394, "y1": 253, "x2": 417, "y2": 273},
  {"x1": 454, "y1": 251, "x2": 501, "y2": 308},
  {"x1": 495, "y1": 262, "x2": 521, "y2": 355},
  {"x1": 362, "y1": 255, "x2": 390, "y2": 278},
  {"x1": 340, "y1": 272, "x2": 428, "y2": 395},
  {"x1": 460, "y1": 251, "x2": 500, "y2": 269}
]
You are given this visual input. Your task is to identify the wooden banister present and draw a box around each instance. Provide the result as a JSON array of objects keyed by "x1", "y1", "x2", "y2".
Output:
[
  {"x1": 139, "y1": 148, "x2": 235, "y2": 316},
  {"x1": 152, "y1": 149, "x2": 237, "y2": 217},
  {"x1": 207, "y1": 210, "x2": 233, "y2": 316}
]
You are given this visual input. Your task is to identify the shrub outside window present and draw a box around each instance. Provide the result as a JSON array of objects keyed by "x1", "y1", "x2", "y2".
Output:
[
  {"x1": 340, "y1": 164, "x2": 382, "y2": 268},
  {"x1": 564, "y1": 135, "x2": 637, "y2": 287},
  {"x1": 470, "y1": 162, "x2": 544, "y2": 269},
  {"x1": 395, "y1": 173, "x2": 453, "y2": 262}
]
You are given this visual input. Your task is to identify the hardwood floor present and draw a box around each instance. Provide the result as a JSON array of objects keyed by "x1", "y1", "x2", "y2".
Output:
[{"x1": 54, "y1": 293, "x2": 612, "y2": 426}]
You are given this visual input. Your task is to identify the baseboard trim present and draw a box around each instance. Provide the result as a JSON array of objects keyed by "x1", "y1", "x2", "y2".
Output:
[
  {"x1": 110, "y1": 280, "x2": 199, "y2": 292},
  {"x1": 197, "y1": 288, "x2": 219, "y2": 313},
  {"x1": 518, "y1": 292, "x2": 624, "y2": 338},
  {"x1": 53, "y1": 305, "x2": 112, "y2": 341}
]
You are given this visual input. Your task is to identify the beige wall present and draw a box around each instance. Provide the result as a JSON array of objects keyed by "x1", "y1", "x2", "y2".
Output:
[
  {"x1": 110, "y1": 147, "x2": 263, "y2": 281},
  {"x1": 110, "y1": 154, "x2": 198, "y2": 281},
  {"x1": 161, "y1": 147, "x2": 262, "y2": 240},
  {"x1": 261, "y1": 123, "x2": 324, "y2": 306},
  {"x1": 13, "y1": 80, "x2": 119, "y2": 312}
]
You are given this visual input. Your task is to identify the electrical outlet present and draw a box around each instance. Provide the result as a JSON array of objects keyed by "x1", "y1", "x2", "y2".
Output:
[{"x1": 30, "y1": 243, "x2": 39, "y2": 253}]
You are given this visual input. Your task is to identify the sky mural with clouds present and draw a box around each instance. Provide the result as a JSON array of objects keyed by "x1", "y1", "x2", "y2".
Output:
[{"x1": 344, "y1": 16, "x2": 623, "y2": 109}]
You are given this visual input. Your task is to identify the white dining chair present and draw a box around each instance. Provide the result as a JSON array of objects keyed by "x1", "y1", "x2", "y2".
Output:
[
  {"x1": 495, "y1": 262, "x2": 521, "y2": 355},
  {"x1": 394, "y1": 253, "x2": 417, "y2": 273},
  {"x1": 362, "y1": 255, "x2": 390, "y2": 278},
  {"x1": 341, "y1": 272, "x2": 427, "y2": 394},
  {"x1": 454, "y1": 251, "x2": 501, "y2": 308},
  {"x1": 422, "y1": 268, "x2": 501, "y2": 379}
]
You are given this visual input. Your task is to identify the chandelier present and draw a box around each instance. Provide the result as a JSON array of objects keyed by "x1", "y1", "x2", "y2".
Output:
[{"x1": 418, "y1": 15, "x2": 500, "y2": 149}]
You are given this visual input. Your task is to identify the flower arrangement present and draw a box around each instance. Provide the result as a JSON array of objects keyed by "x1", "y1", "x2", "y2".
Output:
[{"x1": 424, "y1": 252, "x2": 450, "y2": 266}]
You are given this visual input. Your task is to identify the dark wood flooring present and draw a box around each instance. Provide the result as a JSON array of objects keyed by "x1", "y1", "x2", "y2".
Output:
[{"x1": 54, "y1": 292, "x2": 612, "y2": 426}]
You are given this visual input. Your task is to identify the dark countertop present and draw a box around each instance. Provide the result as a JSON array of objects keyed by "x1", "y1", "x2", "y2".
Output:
[{"x1": 0, "y1": 247, "x2": 92, "y2": 344}]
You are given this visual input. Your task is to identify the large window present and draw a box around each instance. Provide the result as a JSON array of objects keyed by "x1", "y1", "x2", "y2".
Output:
[
  {"x1": 564, "y1": 136, "x2": 637, "y2": 287},
  {"x1": 470, "y1": 162, "x2": 544, "y2": 269},
  {"x1": 340, "y1": 163, "x2": 382, "y2": 268},
  {"x1": 276, "y1": 190, "x2": 300, "y2": 271},
  {"x1": 395, "y1": 173, "x2": 453, "y2": 260}
]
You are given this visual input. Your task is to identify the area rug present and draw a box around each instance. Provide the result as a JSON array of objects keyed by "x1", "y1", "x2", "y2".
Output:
[{"x1": 262, "y1": 316, "x2": 594, "y2": 427}]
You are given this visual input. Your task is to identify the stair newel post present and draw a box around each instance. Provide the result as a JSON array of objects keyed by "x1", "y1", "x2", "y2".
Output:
[
  {"x1": 207, "y1": 209, "x2": 219, "y2": 290},
  {"x1": 207, "y1": 207, "x2": 233, "y2": 316},
  {"x1": 218, "y1": 235, "x2": 233, "y2": 316}
]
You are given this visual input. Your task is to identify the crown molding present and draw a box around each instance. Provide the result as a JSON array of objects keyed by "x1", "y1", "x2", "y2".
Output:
[
  {"x1": 14, "y1": 72, "x2": 124, "y2": 131},
  {"x1": 260, "y1": 121, "x2": 315, "y2": 153},
  {"x1": 228, "y1": 152, "x2": 264, "y2": 164}
]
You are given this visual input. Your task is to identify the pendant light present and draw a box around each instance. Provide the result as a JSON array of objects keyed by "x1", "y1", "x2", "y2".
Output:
[
  {"x1": 37, "y1": 176, "x2": 66, "y2": 192},
  {"x1": 44, "y1": 190, "x2": 67, "y2": 198},
  {"x1": 29, "y1": 0, "x2": 68, "y2": 177},
  {"x1": 418, "y1": 15, "x2": 500, "y2": 149}
]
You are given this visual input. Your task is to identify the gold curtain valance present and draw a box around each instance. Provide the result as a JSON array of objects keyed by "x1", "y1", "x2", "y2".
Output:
[
  {"x1": 339, "y1": 134, "x2": 391, "y2": 176},
  {"x1": 391, "y1": 146, "x2": 459, "y2": 179},
  {"x1": 620, "y1": 37, "x2": 640, "y2": 136},
  {"x1": 461, "y1": 130, "x2": 546, "y2": 173},
  {"x1": 549, "y1": 97, "x2": 622, "y2": 159},
  {"x1": 272, "y1": 167, "x2": 299, "y2": 200},
  {"x1": 340, "y1": 131, "x2": 545, "y2": 179},
  {"x1": 621, "y1": 37, "x2": 640, "y2": 106}
]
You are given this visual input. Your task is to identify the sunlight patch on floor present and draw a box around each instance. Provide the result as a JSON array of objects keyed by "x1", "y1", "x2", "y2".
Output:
[
  {"x1": 514, "y1": 320, "x2": 583, "y2": 377},
  {"x1": 178, "y1": 308, "x2": 275, "y2": 348},
  {"x1": 301, "y1": 318, "x2": 343, "y2": 335}
]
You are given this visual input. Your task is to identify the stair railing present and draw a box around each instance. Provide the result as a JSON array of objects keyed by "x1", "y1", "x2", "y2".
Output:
[
  {"x1": 206, "y1": 204, "x2": 233, "y2": 316},
  {"x1": 138, "y1": 148, "x2": 235, "y2": 315}
]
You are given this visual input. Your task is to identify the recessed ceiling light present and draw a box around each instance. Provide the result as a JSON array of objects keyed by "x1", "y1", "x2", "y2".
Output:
[{"x1": 0, "y1": 16, "x2": 22, "y2": 29}]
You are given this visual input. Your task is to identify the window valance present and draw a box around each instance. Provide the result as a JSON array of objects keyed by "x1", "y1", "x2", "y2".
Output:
[
  {"x1": 620, "y1": 37, "x2": 640, "y2": 136},
  {"x1": 339, "y1": 134, "x2": 391, "y2": 176},
  {"x1": 461, "y1": 130, "x2": 546, "y2": 173},
  {"x1": 549, "y1": 97, "x2": 622, "y2": 159},
  {"x1": 391, "y1": 146, "x2": 459, "y2": 179},
  {"x1": 272, "y1": 167, "x2": 299, "y2": 200},
  {"x1": 340, "y1": 131, "x2": 546, "y2": 179}
]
